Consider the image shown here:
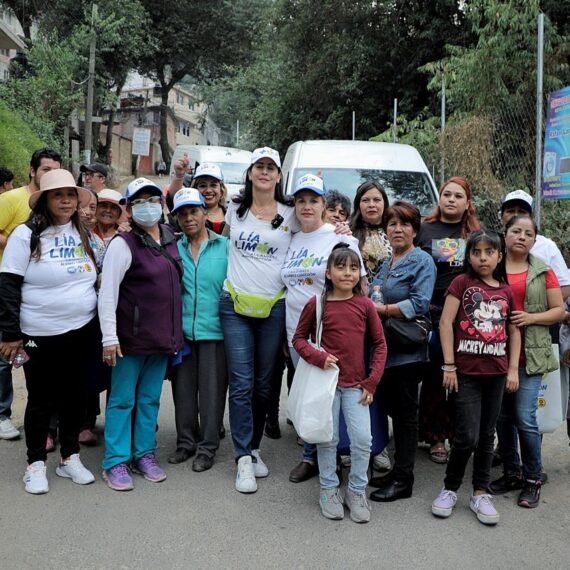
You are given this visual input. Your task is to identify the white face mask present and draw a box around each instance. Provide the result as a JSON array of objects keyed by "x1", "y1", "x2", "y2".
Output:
[{"x1": 131, "y1": 202, "x2": 162, "y2": 228}]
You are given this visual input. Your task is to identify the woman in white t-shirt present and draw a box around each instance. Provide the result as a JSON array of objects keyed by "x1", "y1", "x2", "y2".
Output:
[
  {"x1": 281, "y1": 174, "x2": 365, "y2": 484},
  {"x1": 220, "y1": 147, "x2": 299, "y2": 493},
  {"x1": 0, "y1": 169, "x2": 98, "y2": 495}
]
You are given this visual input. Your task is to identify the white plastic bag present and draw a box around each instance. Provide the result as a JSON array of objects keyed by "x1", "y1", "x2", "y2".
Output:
[
  {"x1": 537, "y1": 345, "x2": 569, "y2": 433},
  {"x1": 287, "y1": 296, "x2": 339, "y2": 444}
]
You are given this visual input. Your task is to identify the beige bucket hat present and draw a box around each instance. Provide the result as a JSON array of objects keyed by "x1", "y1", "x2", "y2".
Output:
[{"x1": 29, "y1": 169, "x2": 91, "y2": 209}]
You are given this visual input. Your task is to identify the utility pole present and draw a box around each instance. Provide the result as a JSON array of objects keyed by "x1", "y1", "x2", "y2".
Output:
[
  {"x1": 441, "y1": 78, "x2": 446, "y2": 186},
  {"x1": 84, "y1": 3, "x2": 98, "y2": 165},
  {"x1": 393, "y1": 99, "x2": 398, "y2": 143},
  {"x1": 535, "y1": 13, "x2": 544, "y2": 231}
]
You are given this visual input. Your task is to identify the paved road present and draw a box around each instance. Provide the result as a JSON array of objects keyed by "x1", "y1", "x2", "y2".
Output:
[{"x1": 1, "y1": 368, "x2": 570, "y2": 569}]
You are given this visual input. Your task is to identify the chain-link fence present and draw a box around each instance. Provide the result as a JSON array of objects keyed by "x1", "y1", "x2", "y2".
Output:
[{"x1": 414, "y1": 93, "x2": 570, "y2": 261}]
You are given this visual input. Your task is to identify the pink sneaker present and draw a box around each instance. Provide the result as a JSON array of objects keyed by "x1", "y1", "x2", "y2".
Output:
[{"x1": 132, "y1": 454, "x2": 166, "y2": 482}]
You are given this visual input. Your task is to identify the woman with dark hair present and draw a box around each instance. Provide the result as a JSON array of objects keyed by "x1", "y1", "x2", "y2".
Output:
[
  {"x1": 350, "y1": 181, "x2": 392, "y2": 283},
  {"x1": 219, "y1": 147, "x2": 299, "y2": 493},
  {"x1": 417, "y1": 176, "x2": 481, "y2": 463},
  {"x1": 0, "y1": 169, "x2": 98, "y2": 494},
  {"x1": 490, "y1": 215, "x2": 563, "y2": 508},
  {"x1": 368, "y1": 201, "x2": 436, "y2": 502}
]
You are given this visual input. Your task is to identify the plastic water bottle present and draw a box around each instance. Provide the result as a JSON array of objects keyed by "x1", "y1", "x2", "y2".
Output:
[{"x1": 371, "y1": 285, "x2": 384, "y2": 304}]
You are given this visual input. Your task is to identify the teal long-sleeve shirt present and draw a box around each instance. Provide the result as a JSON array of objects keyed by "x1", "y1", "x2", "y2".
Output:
[{"x1": 178, "y1": 230, "x2": 228, "y2": 341}]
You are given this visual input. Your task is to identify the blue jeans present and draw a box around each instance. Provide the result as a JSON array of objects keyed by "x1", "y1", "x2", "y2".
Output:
[
  {"x1": 219, "y1": 292, "x2": 285, "y2": 459},
  {"x1": 102, "y1": 354, "x2": 168, "y2": 470},
  {"x1": 496, "y1": 368, "x2": 542, "y2": 480},
  {"x1": 317, "y1": 387, "x2": 372, "y2": 494},
  {"x1": 0, "y1": 356, "x2": 13, "y2": 419}
]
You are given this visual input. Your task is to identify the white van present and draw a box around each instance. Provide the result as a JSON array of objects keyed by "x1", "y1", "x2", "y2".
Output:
[
  {"x1": 281, "y1": 140, "x2": 438, "y2": 214},
  {"x1": 170, "y1": 145, "x2": 252, "y2": 199}
]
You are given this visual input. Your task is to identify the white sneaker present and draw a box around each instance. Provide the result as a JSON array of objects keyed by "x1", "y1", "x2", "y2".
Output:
[
  {"x1": 56, "y1": 453, "x2": 95, "y2": 485},
  {"x1": 0, "y1": 417, "x2": 20, "y2": 440},
  {"x1": 23, "y1": 461, "x2": 49, "y2": 494},
  {"x1": 235, "y1": 456, "x2": 257, "y2": 493},
  {"x1": 373, "y1": 449, "x2": 391, "y2": 471},
  {"x1": 251, "y1": 449, "x2": 269, "y2": 478}
]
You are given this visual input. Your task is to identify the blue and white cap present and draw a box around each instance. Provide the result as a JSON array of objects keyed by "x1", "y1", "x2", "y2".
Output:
[
  {"x1": 293, "y1": 173, "x2": 326, "y2": 196},
  {"x1": 171, "y1": 187, "x2": 206, "y2": 214},
  {"x1": 250, "y1": 146, "x2": 281, "y2": 169},
  {"x1": 121, "y1": 177, "x2": 162, "y2": 204},
  {"x1": 194, "y1": 162, "x2": 224, "y2": 182}
]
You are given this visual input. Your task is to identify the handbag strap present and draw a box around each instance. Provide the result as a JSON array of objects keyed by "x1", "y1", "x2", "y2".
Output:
[{"x1": 315, "y1": 295, "x2": 324, "y2": 348}]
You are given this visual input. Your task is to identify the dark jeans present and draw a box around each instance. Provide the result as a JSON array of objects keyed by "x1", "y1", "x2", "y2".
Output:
[
  {"x1": 378, "y1": 362, "x2": 423, "y2": 485},
  {"x1": 22, "y1": 319, "x2": 95, "y2": 463},
  {"x1": 0, "y1": 355, "x2": 13, "y2": 419},
  {"x1": 219, "y1": 292, "x2": 285, "y2": 459},
  {"x1": 444, "y1": 373, "x2": 506, "y2": 492},
  {"x1": 171, "y1": 340, "x2": 227, "y2": 458}
]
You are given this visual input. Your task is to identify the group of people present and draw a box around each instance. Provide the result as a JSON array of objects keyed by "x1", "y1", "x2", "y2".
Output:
[{"x1": 0, "y1": 146, "x2": 569, "y2": 528}]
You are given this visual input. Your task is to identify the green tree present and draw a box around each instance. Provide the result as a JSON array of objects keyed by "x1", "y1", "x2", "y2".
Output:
[
  {"x1": 137, "y1": 0, "x2": 260, "y2": 162},
  {"x1": 208, "y1": 0, "x2": 470, "y2": 153},
  {"x1": 0, "y1": 31, "x2": 84, "y2": 151},
  {"x1": 0, "y1": 103, "x2": 46, "y2": 185},
  {"x1": 39, "y1": 0, "x2": 153, "y2": 162}
]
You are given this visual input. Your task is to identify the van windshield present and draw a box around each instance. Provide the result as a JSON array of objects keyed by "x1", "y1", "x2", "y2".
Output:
[
  {"x1": 217, "y1": 162, "x2": 248, "y2": 185},
  {"x1": 292, "y1": 168, "x2": 436, "y2": 215}
]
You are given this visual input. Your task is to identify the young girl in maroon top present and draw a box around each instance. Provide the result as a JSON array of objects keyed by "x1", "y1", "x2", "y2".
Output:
[
  {"x1": 431, "y1": 230, "x2": 521, "y2": 526},
  {"x1": 293, "y1": 245, "x2": 387, "y2": 523}
]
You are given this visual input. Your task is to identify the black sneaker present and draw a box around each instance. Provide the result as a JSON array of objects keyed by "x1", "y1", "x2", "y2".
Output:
[
  {"x1": 518, "y1": 479, "x2": 541, "y2": 508},
  {"x1": 489, "y1": 472, "x2": 523, "y2": 495}
]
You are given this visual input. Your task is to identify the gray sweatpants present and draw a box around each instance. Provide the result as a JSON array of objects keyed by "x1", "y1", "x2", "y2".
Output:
[{"x1": 171, "y1": 340, "x2": 227, "y2": 457}]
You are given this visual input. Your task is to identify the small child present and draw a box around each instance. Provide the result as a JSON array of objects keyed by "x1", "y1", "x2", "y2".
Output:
[
  {"x1": 431, "y1": 230, "x2": 521, "y2": 525},
  {"x1": 293, "y1": 245, "x2": 387, "y2": 523}
]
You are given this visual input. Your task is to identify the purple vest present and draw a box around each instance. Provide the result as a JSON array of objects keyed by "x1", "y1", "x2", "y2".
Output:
[{"x1": 116, "y1": 225, "x2": 184, "y2": 355}]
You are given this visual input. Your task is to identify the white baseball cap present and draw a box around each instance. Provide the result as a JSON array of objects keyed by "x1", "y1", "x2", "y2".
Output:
[
  {"x1": 194, "y1": 163, "x2": 224, "y2": 182},
  {"x1": 250, "y1": 147, "x2": 281, "y2": 169},
  {"x1": 171, "y1": 188, "x2": 206, "y2": 215},
  {"x1": 501, "y1": 189, "x2": 533, "y2": 211},
  {"x1": 293, "y1": 173, "x2": 326, "y2": 196},
  {"x1": 121, "y1": 177, "x2": 162, "y2": 204}
]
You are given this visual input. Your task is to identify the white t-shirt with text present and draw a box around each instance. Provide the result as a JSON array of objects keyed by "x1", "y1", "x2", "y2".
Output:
[
  {"x1": 1, "y1": 222, "x2": 97, "y2": 336},
  {"x1": 225, "y1": 201, "x2": 299, "y2": 297},
  {"x1": 281, "y1": 224, "x2": 364, "y2": 346}
]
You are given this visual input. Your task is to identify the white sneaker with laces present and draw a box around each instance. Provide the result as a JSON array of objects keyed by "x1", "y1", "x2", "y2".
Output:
[
  {"x1": 236, "y1": 456, "x2": 257, "y2": 493},
  {"x1": 0, "y1": 417, "x2": 20, "y2": 440},
  {"x1": 373, "y1": 449, "x2": 392, "y2": 471},
  {"x1": 56, "y1": 453, "x2": 95, "y2": 485},
  {"x1": 23, "y1": 461, "x2": 49, "y2": 494},
  {"x1": 251, "y1": 449, "x2": 269, "y2": 478}
]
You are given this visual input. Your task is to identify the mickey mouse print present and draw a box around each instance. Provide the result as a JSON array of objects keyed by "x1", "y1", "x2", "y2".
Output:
[{"x1": 447, "y1": 273, "x2": 515, "y2": 376}]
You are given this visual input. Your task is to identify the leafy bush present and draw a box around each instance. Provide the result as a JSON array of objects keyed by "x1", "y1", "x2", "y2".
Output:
[{"x1": 0, "y1": 104, "x2": 46, "y2": 186}]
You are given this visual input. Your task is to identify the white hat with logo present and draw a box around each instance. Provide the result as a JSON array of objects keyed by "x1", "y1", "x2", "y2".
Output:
[
  {"x1": 171, "y1": 187, "x2": 206, "y2": 215},
  {"x1": 250, "y1": 147, "x2": 281, "y2": 169}
]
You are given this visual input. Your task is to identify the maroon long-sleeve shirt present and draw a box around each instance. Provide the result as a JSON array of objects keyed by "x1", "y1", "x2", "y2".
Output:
[{"x1": 292, "y1": 295, "x2": 387, "y2": 394}]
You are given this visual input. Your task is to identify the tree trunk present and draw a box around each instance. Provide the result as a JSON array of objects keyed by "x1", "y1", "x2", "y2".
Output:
[
  {"x1": 99, "y1": 81, "x2": 125, "y2": 162},
  {"x1": 159, "y1": 84, "x2": 171, "y2": 164}
]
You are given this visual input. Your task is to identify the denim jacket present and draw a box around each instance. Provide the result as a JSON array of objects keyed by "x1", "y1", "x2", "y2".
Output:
[{"x1": 372, "y1": 246, "x2": 436, "y2": 368}]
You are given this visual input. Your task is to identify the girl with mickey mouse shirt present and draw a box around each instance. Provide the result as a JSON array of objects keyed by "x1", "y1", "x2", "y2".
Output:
[{"x1": 431, "y1": 229, "x2": 521, "y2": 526}]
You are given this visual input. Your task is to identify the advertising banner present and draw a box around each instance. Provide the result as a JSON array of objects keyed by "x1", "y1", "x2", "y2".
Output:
[{"x1": 542, "y1": 85, "x2": 570, "y2": 199}]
